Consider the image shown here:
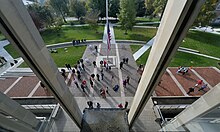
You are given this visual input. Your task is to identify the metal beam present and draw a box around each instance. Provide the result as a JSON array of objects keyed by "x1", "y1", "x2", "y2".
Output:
[
  {"x1": 128, "y1": 0, "x2": 204, "y2": 128},
  {"x1": 0, "y1": 113, "x2": 36, "y2": 132},
  {"x1": 161, "y1": 83, "x2": 220, "y2": 131},
  {"x1": 0, "y1": 92, "x2": 39, "y2": 129},
  {"x1": 0, "y1": 0, "x2": 82, "y2": 128}
]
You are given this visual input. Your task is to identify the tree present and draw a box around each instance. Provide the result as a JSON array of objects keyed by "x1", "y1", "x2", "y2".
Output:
[
  {"x1": 145, "y1": 0, "x2": 154, "y2": 17},
  {"x1": 85, "y1": 10, "x2": 100, "y2": 33},
  {"x1": 194, "y1": 0, "x2": 218, "y2": 26},
  {"x1": 136, "y1": 0, "x2": 146, "y2": 17},
  {"x1": 49, "y1": 0, "x2": 69, "y2": 23},
  {"x1": 119, "y1": 0, "x2": 136, "y2": 34},
  {"x1": 86, "y1": 0, "x2": 106, "y2": 19},
  {"x1": 109, "y1": 0, "x2": 120, "y2": 19},
  {"x1": 152, "y1": 0, "x2": 167, "y2": 17},
  {"x1": 69, "y1": 0, "x2": 86, "y2": 20},
  {"x1": 27, "y1": 4, "x2": 53, "y2": 30}
]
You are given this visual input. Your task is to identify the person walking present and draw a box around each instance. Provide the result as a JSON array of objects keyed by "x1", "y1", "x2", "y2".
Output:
[
  {"x1": 104, "y1": 60, "x2": 107, "y2": 67},
  {"x1": 100, "y1": 88, "x2": 106, "y2": 98},
  {"x1": 87, "y1": 101, "x2": 93, "y2": 109},
  {"x1": 106, "y1": 87, "x2": 109, "y2": 94},
  {"x1": 120, "y1": 62, "x2": 123, "y2": 69},
  {"x1": 118, "y1": 103, "x2": 123, "y2": 108},
  {"x1": 100, "y1": 60, "x2": 103, "y2": 67},
  {"x1": 113, "y1": 84, "x2": 119, "y2": 92},
  {"x1": 96, "y1": 74, "x2": 100, "y2": 81},
  {"x1": 89, "y1": 77, "x2": 94, "y2": 87},
  {"x1": 124, "y1": 101, "x2": 128, "y2": 109},
  {"x1": 123, "y1": 58, "x2": 126, "y2": 64},
  {"x1": 93, "y1": 61, "x2": 97, "y2": 68},
  {"x1": 125, "y1": 58, "x2": 129, "y2": 64},
  {"x1": 81, "y1": 63, "x2": 85, "y2": 71},
  {"x1": 123, "y1": 80, "x2": 127, "y2": 88},
  {"x1": 101, "y1": 72, "x2": 104, "y2": 80},
  {"x1": 198, "y1": 84, "x2": 208, "y2": 92},
  {"x1": 126, "y1": 76, "x2": 130, "y2": 85},
  {"x1": 77, "y1": 71, "x2": 81, "y2": 80},
  {"x1": 95, "y1": 45, "x2": 98, "y2": 52},
  {"x1": 187, "y1": 87, "x2": 195, "y2": 94},
  {"x1": 195, "y1": 79, "x2": 203, "y2": 87},
  {"x1": 73, "y1": 78, "x2": 79, "y2": 88},
  {"x1": 97, "y1": 103, "x2": 101, "y2": 109},
  {"x1": 81, "y1": 83, "x2": 85, "y2": 92}
]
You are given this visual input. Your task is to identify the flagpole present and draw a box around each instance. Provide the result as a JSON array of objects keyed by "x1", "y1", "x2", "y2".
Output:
[{"x1": 106, "y1": 0, "x2": 109, "y2": 62}]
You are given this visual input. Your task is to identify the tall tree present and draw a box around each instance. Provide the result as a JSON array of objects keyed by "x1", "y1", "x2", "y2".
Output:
[
  {"x1": 27, "y1": 4, "x2": 53, "y2": 30},
  {"x1": 69, "y1": 0, "x2": 86, "y2": 20},
  {"x1": 119, "y1": 0, "x2": 136, "y2": 34},
  {"x1": 49, "y1": 0, "x2": 69, "y2": 23},
  {"x1": 86, "y1": 0, "x2": 106, "y2": 19},
  {"x1": 85, "y1": 10, "x2": 100, "y2": 33},
  {"x1": 145, "y1": 0, "x2": 154, "y2": 17},
  {"x1": 194, "y1": 0, "x2": 218, "y2": 26},
  {"x1": 109, "y1": 0, "x2": 120, "y2": 19},
  {"x1": 152, "y1": 0, "x2": 167, "y2": 17},
  {"x1": 136, "y1": 0, "x2": 146, "y2": 17}
]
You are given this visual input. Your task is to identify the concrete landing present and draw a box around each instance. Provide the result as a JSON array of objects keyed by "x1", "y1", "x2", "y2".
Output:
[{"x1": 81, "y1": 108, "x2": 129, "y2": 132}]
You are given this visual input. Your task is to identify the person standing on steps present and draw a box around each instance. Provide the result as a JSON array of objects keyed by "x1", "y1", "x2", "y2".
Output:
[
  {"x1": 120, "y1": 61, "x2": 123, "y2": 69},
  {"x1": 187, "y1": 87, "x2": 195, "y2": 94},
  {"x1": 125, "y1": 58, "x2": 129, "y2": 64},
  {"x1": 126, "y1": 76, "x2": 130, "y2": 85},
  {"x1": 101, "y1": 72, "x2": 104, "y2": 80},
  {"x1": 96, "y1": 74, "x2": 100, "y2": 81},
  {"x1": 93, "y1": 61, "x2": 97, "y2": 68},
  {"x1": 95, "y1": 45, "x2": 98, "y2": 53}
]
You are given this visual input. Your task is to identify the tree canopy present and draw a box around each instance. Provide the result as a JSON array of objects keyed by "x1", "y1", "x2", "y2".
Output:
[
  {"x1": 145, "y1": 0, "x2": 167, "y2": 18},
  {"x1": 119, "y1": 0, "x2": 136, "y2": 34},
  {"x1": 27, "y1": 3, "x2": 53, "y2": 30},
  {"x1": 86, "y1": 0, "x2": 106, "y2": 19},
  {"x1": 109, "y1": 0, "x2": 120, "y2": 19},
  {"x1": 136, "y1": 0, "x2": 146, "y2": 17},
  {"x1": 69, "y1": 0, "x2": 86, "y2": 20},
  {"x1": 49, "y1": 0, "x2": 69, "y2": 23},
  {"x1": 194, "y1": 0, "x2": 218, "y2": 26}
]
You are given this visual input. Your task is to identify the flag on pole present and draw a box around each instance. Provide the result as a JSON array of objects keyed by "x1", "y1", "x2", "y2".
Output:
[{"x1": 107, "y1": 23, "x2": 111, "y2": 51}]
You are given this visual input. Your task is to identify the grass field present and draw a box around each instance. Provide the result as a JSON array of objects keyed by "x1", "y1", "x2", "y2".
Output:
[
  {"x1": 0, "y1": 33, "x2": 5, "y2": 40},
  {"x1": 4, "y1": 26, "x2": 220, "y2": 68},
  {"x1": 182, "y1": 31, "x2": 220, "y2": 58},
  {"x1": 50, "y1": 46, "x2": 86, "y2": 67},
  {"x1": 18, "y1": 46, "x2": 86, "y2": 67},
  {"x1": 135, "y1": 17, "x2": 160, "y2": 22},
  {"x1": 130, "y1": 45, "x2": 220, "y2": 69},
  {"x1": 3, "y1": 44, "x2": 20, "y2": 58},
  {"x1": 41, "y1": 26, "x2": 157, "y2": 44}
]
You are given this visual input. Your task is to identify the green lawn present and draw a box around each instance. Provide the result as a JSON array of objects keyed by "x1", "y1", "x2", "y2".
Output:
[
  {"x1": 130, "y1": 45, "x2": 220, "y2": 69},
  {"x1": 50, "y1": 46, "x2": 86, "y2": 67},
  {"x1": 181, "y1": 31, "x2": 220, "y2": 58},
  {"x1": 18, "y1": 46, "x2": 86, "y2": 67},
  {"x1": 4, "y1": 44, "x2": 20, "y2": 59},
  {"x1": 41, "y1": 26, "x2": 104, "y2": 45},
  {"x1": 41, "y1": 26, "x2": 157, "y2": 44},
  {"x1": 0, "y1": 33, "x2": 6, "y2": 40},
  {"x1": 170, "y1": 52, "x2": 220, "y2": 69},
  {"x1": 135, "y1": 17, "x2": 160, "y2": 22},
  {"x1": 4, "y1": 26, "x2": 220, "y2": 69}
]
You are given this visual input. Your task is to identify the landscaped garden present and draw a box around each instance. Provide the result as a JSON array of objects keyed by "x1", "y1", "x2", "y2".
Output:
[{"x1": 3, "y1": 26, "x2": 220, "y2": 69}]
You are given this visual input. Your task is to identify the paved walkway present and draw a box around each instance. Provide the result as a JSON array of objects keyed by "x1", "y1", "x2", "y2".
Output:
[
  {"x1": 133, "y1": 37, "x2": 155, "y2": 60},
  {"x1": 178, "y1": 49, "x2": 220, "y2": 61},
  {"x1": 0, "y1": 40, "x2": 14, "y2": 75}
]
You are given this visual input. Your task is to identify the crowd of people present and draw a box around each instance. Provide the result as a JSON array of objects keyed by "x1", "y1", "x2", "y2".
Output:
[{"x1": 187, "y1": 79, "x2": 208, "y2": 95}]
